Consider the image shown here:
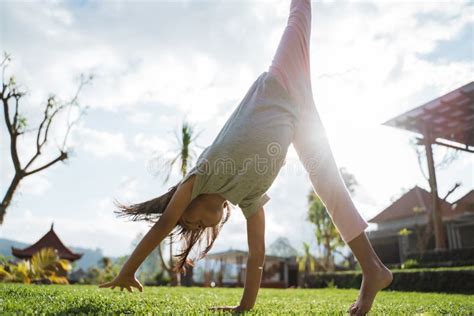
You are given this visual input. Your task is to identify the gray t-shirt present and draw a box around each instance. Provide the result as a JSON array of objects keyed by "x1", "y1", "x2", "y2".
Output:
[{"x1": 181, "y1": 71, "x2": 300, "y2": 219}]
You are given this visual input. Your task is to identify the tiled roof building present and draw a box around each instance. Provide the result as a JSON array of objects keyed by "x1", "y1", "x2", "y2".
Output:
[{"x1": 11, "y1": 222, "x2": 82, "y2": 262}]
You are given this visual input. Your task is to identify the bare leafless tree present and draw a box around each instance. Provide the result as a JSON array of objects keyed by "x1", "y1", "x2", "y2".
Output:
[
  {"x1": 407, "y1": 137, "x2": 462, "y2": 254},
  {"x1": 409, "y1": 137, "x2": 461, "y2": 183},
  {"x1": 0, "y1": 52, "x2": 92, "y2": 224}
]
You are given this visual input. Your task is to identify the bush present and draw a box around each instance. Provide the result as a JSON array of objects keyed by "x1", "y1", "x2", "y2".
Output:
[
  {"x1": 0, "y1": 248, "x2": 71, "y2": 284},
  {"x1": 153, "y1": 271, "x2": 170, "y2": 286},
  {"x1": 405, "y1": 248, "x2": 474, "y2": 267},
  {"x1": 305, "y1": 266, "x2": 474, "y2": 294},
  {"x1": 401, "y1": 259, "x2": 419, "y2": 269}
]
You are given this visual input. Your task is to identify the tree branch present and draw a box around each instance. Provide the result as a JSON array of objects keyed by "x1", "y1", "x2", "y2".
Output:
[
  {"x1": 12, "y1": 94, "x2": 20, "y2": 129},
  {"x1": 24, "y1": 150, "x2": 68, "y2": 176},
  {"x1": 2, "y1": 93, "x2": 22, "y2": 172},
  {"x1": 1, "y1": 52, "x2": 11, "y2": 85},
  {"x1": 1, "y1": 93, "x2": 13, "y2": 136},
  {"x1": 443, "y1": 182, "x2": 461, "y2": 202},
  {"x1": 60, "y1": 74, "x2": 92, "y2": 150},
  {"x1": 25, "y1": 74, "x2": 91, "y2": 171},
  {"x1": 157, "y1": 242, "x2": 172, "y2": 273},
  {"x1": 61, "y1": 104, "x2": 87, "y2": 150}
]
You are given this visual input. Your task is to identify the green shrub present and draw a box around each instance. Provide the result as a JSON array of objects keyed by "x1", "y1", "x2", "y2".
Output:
[
  {"x1": 406, "y1": 248, "x2": 474, "y2": 267},
  {"x1": 0, "y1": 248, "x2": 71, "y2": 284},
  {"x1": 153, "y1": 270, "x2": 170, "y2": 286},
  {"x1": 326, "y1": 279, "x2": 337, "y2": 289},
  {"x1": 401, "y1": 259, "x2": 419, "y2": 269},
  {"x1": 305, "y1": 266, "x2": 474, "y2": 294}
]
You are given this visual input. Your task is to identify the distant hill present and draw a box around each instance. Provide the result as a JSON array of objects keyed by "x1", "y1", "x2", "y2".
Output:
[
  {"x1": 0, "y1": 238, "x2": 117, "y2": 271},
  {"x1": 0, "y1": 238, "x2": 28, "y2": 256}
]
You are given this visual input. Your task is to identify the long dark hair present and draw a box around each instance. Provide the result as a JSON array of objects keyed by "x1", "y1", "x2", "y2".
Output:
[{"x1": 113, "y1": 183, "x2": 231, "y2": 274}]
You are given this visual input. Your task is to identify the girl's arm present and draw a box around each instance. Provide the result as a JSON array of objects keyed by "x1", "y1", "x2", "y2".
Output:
[
  {"x1": 99, "y1": 176, "x2": 195, "y2": 291},
  {"x1": 210, "y1": 206, "x2": 266, "y2": 311},
  {"x1": 239, "y1": 206, "x2": 266, "y2": 310},
  {"x1": 119, "y1": 177, "x2": 194, "y2": 275}
]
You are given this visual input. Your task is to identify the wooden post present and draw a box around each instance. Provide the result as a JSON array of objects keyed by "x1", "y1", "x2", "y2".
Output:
[
  {"x1": 422, "y1": 127, "x2": 447, "y2": 250},
  {"x1": 204, "y1": 258, "x2": 210, "y2": 287},
  {"x1": 237, "y1": 255, "x2": 243, "y2": 287},
  {"x1": 218, "y1": 257, "x2": 224, "y2": 287}
]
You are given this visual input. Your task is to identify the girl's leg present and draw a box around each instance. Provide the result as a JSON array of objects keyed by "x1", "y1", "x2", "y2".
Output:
[
  {"x1": 279, "y1": 1, "x2": 394, "y2": 315},
  {"x1": 293, "y1": 68, "x2": 393, "y2": 316},
  {"x1": 346, "y1": 233, "x2": 393, "y2": 315},
  {"x1": 294, "y1": 102, "x2": 370, "y2": 244},
  {"x1": 268, "y1": 0, "x2": 312, "y2": 108}
]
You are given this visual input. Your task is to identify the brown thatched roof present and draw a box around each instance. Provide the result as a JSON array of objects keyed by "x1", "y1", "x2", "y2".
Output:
[{"x1": 11, "y1": 223, "x2": 83, "y2": 261}]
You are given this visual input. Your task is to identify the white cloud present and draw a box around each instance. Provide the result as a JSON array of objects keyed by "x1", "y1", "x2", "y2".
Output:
[
  {"x1": 72, "y1": 125, "x2": 133, "y2": 160},
  {"x1": 127, "y1": 111, "x2": 152, "y2": 125},
  {"x1": 18, "y1": 174, "x2": 52, "y2": 197},
  {"x1": 133, "y1": 132, "x2": 176, "y2": 178},
  {"x1": 115, "y1": 176, "x2": 139, "y2": 202}
]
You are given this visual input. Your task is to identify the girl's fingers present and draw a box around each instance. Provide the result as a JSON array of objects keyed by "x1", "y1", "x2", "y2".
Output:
[
  {"x1": 99, "y1": 280, "x2": 140, "y2": 293},
  {"x1": 133, "y1": 285, "x2": 143, "y2": 292},
  {"x1": 134, "y1": 282, "x2": 144, "y2": 292},
  {"x1": 350, "y1": 305, "x2": 359, "y2": 315},
  {"x1": 209, "y1": 306, "x2": 233, "y2": 311},
  {"x1": 347, "y1": 303, "x2": 353, "y2": 312}
]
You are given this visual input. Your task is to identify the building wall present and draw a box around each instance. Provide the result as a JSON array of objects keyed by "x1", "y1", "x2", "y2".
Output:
[
  {"x1": 459, "y1": 225, "x2": 474, "y2": 248},
  {"x1": 371, "y1": 213, "x2": 474, "y2": 266},
  {"x1": 447, "y1": 214, "x2": 474, "y2": 249},
  {"x1": 376, "y1": 215, "x2": 427, "y2": 232},
  {"x1": 371, "y1": 236, "x2": 401, "y2": 264}
]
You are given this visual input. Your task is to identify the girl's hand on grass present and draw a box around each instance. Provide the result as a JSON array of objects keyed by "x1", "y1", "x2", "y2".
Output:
[
  {"x1": 209, "y1": 305, "x2": 246, "y2": 313},
  {"x1": 98, "y1": 273, "x2": 143, "y2": 293}
]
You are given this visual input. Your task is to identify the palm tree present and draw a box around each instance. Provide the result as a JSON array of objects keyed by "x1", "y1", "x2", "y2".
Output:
[
  {"x1": 0, "y1": 247, "x2": 71, "y2": 284},
  {"x1": 153, "y1": 119, "x2": 200, "y2": 285},
  {"x1": 296, "y1": 242, "x2": 318, "y2": 287},
  {"x1": 30, "y1": 247, "x2": 71, "y2": 284},
  {"x1": 307, "y1": 191, "x2": 343, "y2": 272},
  {"x1": 307, "y1": 168, "x2": 361, "y2": 271},
  {"x1": 99, "y1": 257, "x2": 112, "y2": 270},
  {"x1": 160, "y1": 120, "x2": 201, "y2": 183}
]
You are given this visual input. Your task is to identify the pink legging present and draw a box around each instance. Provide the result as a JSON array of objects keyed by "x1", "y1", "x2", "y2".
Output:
[{"x1": 268, "y1": 0, "x2": 368, "y2": 243}]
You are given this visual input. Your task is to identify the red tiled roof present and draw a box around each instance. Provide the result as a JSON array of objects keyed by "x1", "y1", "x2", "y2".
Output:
[
  {"x1": 11, "y1": 223, "x2": 83, "y2": 261},
  {"x1": 452, "y1": 190, "x2": 474, "y2": 214},
  {"x1": 369, "y1": 186, "x2": 454, "y2": 223}
]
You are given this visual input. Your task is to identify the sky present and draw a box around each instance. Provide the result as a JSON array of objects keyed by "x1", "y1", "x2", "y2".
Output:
[{"x1": 0, "y1": 0, "x2": 473, "y2": 259}]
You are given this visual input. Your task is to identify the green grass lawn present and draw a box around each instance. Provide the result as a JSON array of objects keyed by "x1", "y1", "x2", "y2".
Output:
[{"x1": 1, "y1": 283, "x2": 473, "y2": 315}]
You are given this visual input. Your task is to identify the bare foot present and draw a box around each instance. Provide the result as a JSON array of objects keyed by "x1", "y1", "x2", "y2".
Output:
[{"x1": 348, "y1": 264, "x2": 393, "y2": 315}]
